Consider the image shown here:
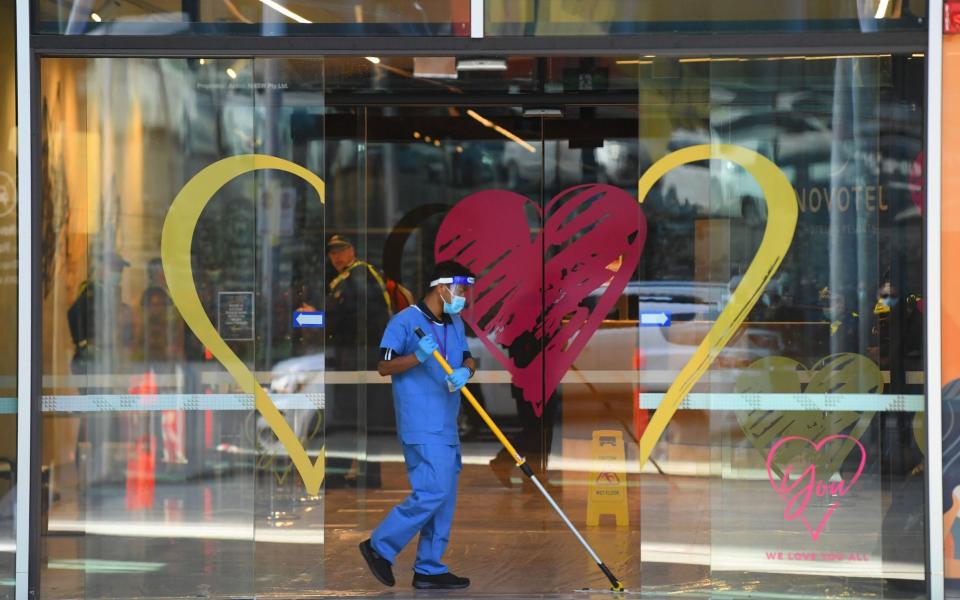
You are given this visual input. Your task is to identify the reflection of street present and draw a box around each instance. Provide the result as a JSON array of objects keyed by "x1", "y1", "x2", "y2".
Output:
[{"x1": 37, "y1": 426, "x2": 924, "y2": 598}]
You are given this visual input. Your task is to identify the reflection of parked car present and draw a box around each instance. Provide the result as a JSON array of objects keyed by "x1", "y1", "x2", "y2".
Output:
[
  {"x1": 582, "y1": 280, "x2": 779, "y2": 381},
  {"x1": 452, "y1": 141, "x2": 504, "y2": 187},
  {"x1": 501, "y1": 139, "x2": 646, "y2": 192},
  {"x1": 660, "y1": 129, "x2": 762, "y2": 220},
  {"x1": 396, "y1": 143, "x2": 449, "y2": 183},
  {"x1": 659, "y1": 113, "x2": 834, "y2": 222},
  {"x1": 464, "y1": 280, "x2": 783, "y2": 425},
  {"x1": 596, "y1": 140, "x2": 649, "y2": 188},
  {"x1": 258, "y1": 353, "x2": 325, "y2": 451},
  {"x1": 501, "y1": 139, "x2": 549, "y2": 190}
]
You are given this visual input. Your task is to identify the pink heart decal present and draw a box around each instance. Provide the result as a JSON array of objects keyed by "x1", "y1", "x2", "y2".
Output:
[
  {"x1": 766, "y1": 435, "x2": 866, "y2": 541},
  {"x1": 435, "y1": 184, "x2": 646, "y2": 415}
]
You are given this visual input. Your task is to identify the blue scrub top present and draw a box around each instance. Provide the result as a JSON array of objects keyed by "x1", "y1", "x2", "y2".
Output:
[{"x1": 380, "y1": 303, "x2": 470, "y2": 445}]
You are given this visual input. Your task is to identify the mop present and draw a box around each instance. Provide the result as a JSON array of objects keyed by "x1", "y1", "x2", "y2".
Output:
[{"x1": 414, "y1": 328, "x2": 629, "y2": 593}]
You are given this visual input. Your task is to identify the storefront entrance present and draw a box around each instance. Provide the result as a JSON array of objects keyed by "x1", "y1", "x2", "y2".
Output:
[{"x1": 35, "y1": 54, "x2": 926, "y2": 598}]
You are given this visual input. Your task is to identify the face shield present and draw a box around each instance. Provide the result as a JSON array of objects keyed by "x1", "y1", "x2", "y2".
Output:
[{"x1": 431, "y1": 275, "x2": 476, "y2": 314}]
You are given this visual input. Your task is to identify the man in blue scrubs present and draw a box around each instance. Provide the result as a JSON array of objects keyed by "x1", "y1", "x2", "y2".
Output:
[{"x1": 359, "y1": 261, "x2": 477, "y2": 590}]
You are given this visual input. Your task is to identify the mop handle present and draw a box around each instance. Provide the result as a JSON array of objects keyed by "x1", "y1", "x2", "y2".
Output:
[{"x1": 413, "y1": 328, "x2": 525, "y2": 467}]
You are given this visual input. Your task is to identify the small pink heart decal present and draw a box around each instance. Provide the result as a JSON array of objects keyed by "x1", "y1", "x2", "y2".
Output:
[
  {"x1": 766, "y1": 435, "x2": 866, "y2": 541},
  {"x1": 435, "y1": 184, "x2": 645, "y2": 415}
]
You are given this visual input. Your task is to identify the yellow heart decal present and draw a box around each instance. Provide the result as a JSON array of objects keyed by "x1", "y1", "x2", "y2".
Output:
[
  {"x1": 734, "y1": 354, "x2": 882, "y2": 479},
  {"x1": 160, "y1": 147, "x2": 793, "y2": 491},
  {"x1": 637, "y1": 144, "x2": 799, "y2": 468},
  {"x1": 161, "y1": 154, "x2": 327, "y2": 495}
]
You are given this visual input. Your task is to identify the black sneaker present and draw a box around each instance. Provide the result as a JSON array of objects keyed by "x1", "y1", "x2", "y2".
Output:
[
  {"x1": 359, "y1": 539, "x2": 395, "y2": 587},
  {"x1": 412, "y1": 572, "x2": 470, "y2": 590}
]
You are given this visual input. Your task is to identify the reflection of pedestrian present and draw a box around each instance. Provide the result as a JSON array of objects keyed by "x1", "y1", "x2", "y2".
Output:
[
  {"x1": 871, "y1": 281, "x2": 896, "y2": 367},
  {"x1": 139, "y1": 258, "x2": 185, "y2": 466},
  {"x1": 140, "y1": 258, "x2": 182, "y2": 366},
  {"x1": 772, "y1": 284, "x2": 805, "y2": 322},
  {"x1": 67, "y1": 251, "x2": 134, "y2": 483},
  {"x1": 818, "y1": 287, "x2": 859, "y2": 354},
  {"x1": 325, "y1": 234, "x2": 392, "y2": 489},
  {"x1": 67, "y1": 252, "x2": 134, "y2": 386},
  {"x1": 871, "y1": 274, "x2": 924, "y2": 372},
  {"x1": 326, "y1": 234, "x2": 392, "y2": 369},
  {"x1": 359, "y1": 261, "x2": 476, "y2": 590}
]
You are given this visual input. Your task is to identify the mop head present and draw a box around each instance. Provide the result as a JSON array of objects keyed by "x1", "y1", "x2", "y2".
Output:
[{"x1": 575, "y1": 586, "x2": 640, "y2": 595}]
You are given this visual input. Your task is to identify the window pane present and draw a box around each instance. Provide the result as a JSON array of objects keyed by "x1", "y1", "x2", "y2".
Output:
[
  {"x1": 487, "y1": 0, "x2": 926, "y2": 35},
  {"x1": 39, "y1": 57, "x2": 260, "y2": 598},
  {"x1": 34, "y1": 0, "x2": 470, "y2": 36},
  {"x1": 248, "y1": 58, "x2": 326, "y2": 596},
  {"x1": 0, "y1": 2, "x2": 16, "y2": 597},
  {"x1": 39, "y1": 56, "x2": 330, "y2": 599},
  {"x1": 635, "y1": 54, "x2": 925, "y2": 597}
]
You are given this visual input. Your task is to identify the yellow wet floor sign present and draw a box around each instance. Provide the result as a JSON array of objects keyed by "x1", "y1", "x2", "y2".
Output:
[{"x1": 586, "y1": 430, "x2": 628, "y2": 527}]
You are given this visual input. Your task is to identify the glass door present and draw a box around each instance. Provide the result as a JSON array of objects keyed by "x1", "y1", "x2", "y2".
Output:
[
  {"x1": 249, "y1": 58, "x2": 327, "y2": 597},
  {"x1": 318, "y1": 103, "x2": 555, "y2": 593},
  {"x1": 634, "y1": 54, "x2": 927, "y2": 598},
  {"x1": 318, "y1": 100, "x2": 649, "y2": 593},
  {"x1": 0, "y1": 4, "x2": 16, "y2": 596},
  {"x1": 37, "y1": 56, "x2": 329, "y2": 599},
  {"x1": 38, "y1": 56, "x2": 262, "y2": 598}
]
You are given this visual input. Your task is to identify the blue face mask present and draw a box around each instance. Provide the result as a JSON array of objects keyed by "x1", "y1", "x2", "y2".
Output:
[{"x1": 442, "y1": 287, "x2": 467, "y2": 315}]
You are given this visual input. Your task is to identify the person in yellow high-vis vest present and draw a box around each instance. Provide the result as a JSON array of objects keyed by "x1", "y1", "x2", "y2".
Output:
[
  {"x1": 325, "y1": 234, "x2": 393, "y2": 488},
  {"x1": 326, "y1": 234, "x2": 393, "y2": 367}
]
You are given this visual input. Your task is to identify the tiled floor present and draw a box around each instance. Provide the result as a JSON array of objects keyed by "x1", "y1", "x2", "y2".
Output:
[{"x1": 33, "y1": 432, "x2": 926, "y2": 599}]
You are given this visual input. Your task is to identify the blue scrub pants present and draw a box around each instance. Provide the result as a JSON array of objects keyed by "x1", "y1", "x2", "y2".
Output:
[{"x1": 371, "y1": 443, "x2": 461, "y2": 575}]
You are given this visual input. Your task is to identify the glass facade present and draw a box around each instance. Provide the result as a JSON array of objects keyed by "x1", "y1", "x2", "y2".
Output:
[
  {"x1": 34, "y1": 0, "x2": 471, "y2": 35},
  {"x1": 30, "y1": 52, "x2": 929, "y2": 598},
  {"x1": 0, "y1": 0, "x2": 17, "y2": 596},
  {"x1": 5, "y1": 0, "x2": 949, "y2": 598},
  {"x1": 33, "y1": 0, "x2": 930, "y2": 36},
  {"x1": 38, "y1": 56, "x2": 327, "y2": 598},
  {"x1": 486, "y1": 0, "x2": 928, "y2": 35}
]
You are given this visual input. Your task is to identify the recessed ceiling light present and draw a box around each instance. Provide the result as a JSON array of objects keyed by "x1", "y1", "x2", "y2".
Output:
[
  {"x1": 457, "y1": 58, "x2": 507, "y2": 72},
  {"x1": 365, "y1": 57, "x2": 381, "y2": 65},
  {"x1": 466, "y1": 110, "x2": 536, "y2": 154},
  {"x1": 874, "y1": 0, "x2": 890, "y2": 18},
  {"x1": 522, "y1": 107, "x2": 564, "y2": 118},
  {"x1": 91, "y1": 12, "x2": 102, "y2": 22},
  {"x1": 258, "y1": 0, "x2": 310, "y2": 24}
]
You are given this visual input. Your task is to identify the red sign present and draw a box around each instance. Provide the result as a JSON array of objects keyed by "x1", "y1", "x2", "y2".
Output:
[{"x1": 947, "y1": 0, "x2": 960, "y2": 34}]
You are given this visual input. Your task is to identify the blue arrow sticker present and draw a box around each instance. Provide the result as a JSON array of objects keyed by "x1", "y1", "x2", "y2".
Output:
[
  {"x1": 293, "y1": 311, "x2": 325, "y2": 328},
  {"x1": 639, "y1": 311, "x2": 671, "y2": 328}
]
